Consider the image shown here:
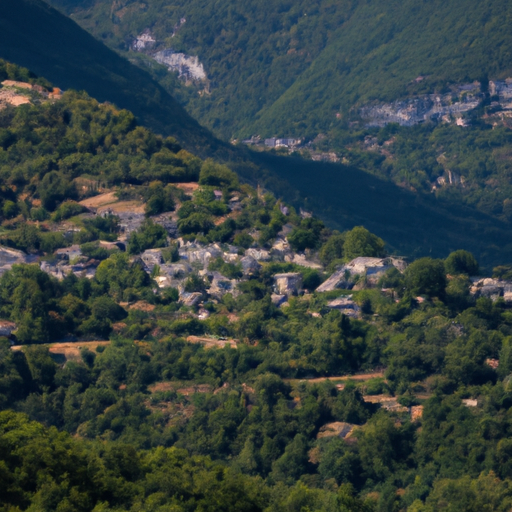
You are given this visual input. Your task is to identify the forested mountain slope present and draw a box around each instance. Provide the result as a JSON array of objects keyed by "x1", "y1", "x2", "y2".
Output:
[
  {"x1": 3, "y1": 64, "x2": 512, "y2": 512},
  {"x1": 47, "y1": 0, "x2": 512, "y2": 139},
  {"x1": 4, "y1": 0, "x2": 512, "y2": 268},
  {"x1": 4, "y1": 60, "x2": 512, "y2": 512},
  {"x1": 0, "y1": 0, "x2": 217, "y2": 151}
]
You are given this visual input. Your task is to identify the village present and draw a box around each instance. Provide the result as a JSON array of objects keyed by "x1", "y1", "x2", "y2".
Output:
[{"x1": 2, "y1": 178, "x2": 512, "y2": 345}]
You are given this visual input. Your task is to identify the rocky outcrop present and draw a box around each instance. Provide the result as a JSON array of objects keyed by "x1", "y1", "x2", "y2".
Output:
[
  {"x1": 490, "y1": 79, "x2": 512, "y2": 108},
  {"x1": 153, "y1": 50, "x2": 207, "y2": 82},
  {"x1": 180, "y1": 292, "x2": 203, "y2": 307},
  {"x1": 316, "y1": 257, "x2": 406, "y2": 292},
  {"x1": 245, "y1": 248, "x2": 271, "y2": 262},
  {"x1": 141, "y1": 249, "x2": 164, "y2": 271},
  {"x1": 326, "y1": 295, "x2": 360, "y2": 318},
  {"x1": 470, "y1": 278, "x2": 512, "y2": 302},
  {"x1": 284, "y1": 253, "x2": 322, "y2": 269},
  {"x1": 179, "y1": 243, "x2": 223, "y2": 267},
  {"x1": 131, "y1": 27, "x2": 207, "y2": 83},
  {"x1": 317, "y1": 422, "x2": 356, "y2": 440},
  {"x1": 360, "y1": 83, "x2": 483, "y2": 127},
  {"x1": 240, "y1": 256, "x2": 261, "y2": 276},
  {"x1": 131, "y1": 30, "x2": 156, "y2": 51},
  {"x1": 206, "y1": 272, "x2": 238, "y2": 299},
  {"x1": 0, "y1": 246, "x2": 28, "y2": 273}
]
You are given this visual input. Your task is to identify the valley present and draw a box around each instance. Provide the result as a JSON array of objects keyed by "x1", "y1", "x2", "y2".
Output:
[{"x1": 2, "y1": 1, "x2": 512, "y2": 510}]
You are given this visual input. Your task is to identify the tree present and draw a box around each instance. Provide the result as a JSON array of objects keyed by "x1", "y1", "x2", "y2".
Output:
[
  {"x1": 288, "y1": 218, "x2": 325, "y2": 252},
  {"x1": 199, "y1": 159, "x2": 239, "y2": 189},
  {"x1": 38, "y1": 171, "x2": 77, "y2": 211},
  {"x1": 271, "y1": 434, "x2": 309, "y2": 485},
  {"x1": 445, "y1": 250, "x2": 479, "y2": 276},
  {"x1": 319, "y1": 232, "x2": 346, "y2": 266},
  {"x1": 404, "y1": 257, "x2": 446, "y2": 298},
  {"x1": 343, "y1": 227, "x2": 386, "y2": 260},
  {"x1": 128, "y1": 220, "x2": 168, "y2": 254},
  {"x1": 24, "y1": 346, "x2": 56, "y2": 391}
]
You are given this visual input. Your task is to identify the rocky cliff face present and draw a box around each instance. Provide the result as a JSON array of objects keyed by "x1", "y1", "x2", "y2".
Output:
[
  {"x1": 153, "y1": 49, "x2": 206, "y2": 82},
  {"x1": 360, "y1": 83, "x2": 483, "y2": 127},
  {"x1": 131, "y1": 29, "x2": 207, "y2": 84}
]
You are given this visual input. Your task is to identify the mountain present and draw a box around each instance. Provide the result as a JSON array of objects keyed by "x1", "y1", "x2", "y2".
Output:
[
  {"x1": 5, "y1": 18, "x2": 512, "y2": 512},
  {"x1": 4, "y1": 0, "x2": 512, "y2": 269},
  {"x1": 47, "y1": 0, "x2": 512, "y2": 140}
]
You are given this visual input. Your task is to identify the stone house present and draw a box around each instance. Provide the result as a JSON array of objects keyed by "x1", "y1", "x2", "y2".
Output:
[
  {"x1": 141, "y1": 249, "x2": 164, "y2": 271},
  {"x1": 55, "y1": 245, "x2": 82, "y2": 261},
  {"x1": 326, "y1": 296, "x2": 360, "y2": 318},
  {"x1": 274, "y1": 272, "x2": 302, "y2": 296}
]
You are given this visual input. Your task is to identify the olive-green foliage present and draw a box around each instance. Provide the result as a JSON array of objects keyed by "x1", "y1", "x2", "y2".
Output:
[
  {"x1": 343, "y1": 226, "x2": 386, "y2": 261},
  {"x1": 78, "y1": 214, "x2": 120, "y2": 243},
  {"x1": 0, "y1": 258, "x2": 152, "y2": 343},
  {"x1": 143, "y1": 182, "x2": 176, "y2": 216},
  {"x1": 183, "y1": 273, "x2": 207, "y2": 293},
  {"x1": 95, "y1": 252, "x2": 151, "y2": 300},
  {"x1": 319, "y1": 232, "x2": 346, "y2": 266},
  {"x1": 128, "y1": 220, "x2": 168, "y2": 254},
  {"x1": 404, "y1": 257, "x2": 447, "y2": 298},
  {"x1": 178, "y1": 211, "x2": 214, "y2": 235},
  {"x1": 161, "y1": 243, "x2": 180, "y2": 263},
  {"x1": 494, "y1": 265, "x2": 512, "y2": 281},
  {"x1": 0, "y1": 89, "x2": 200, "y2": 227},
  {"x1": 445, "y1": 250, "x2": 480, "y2": 276},
  {"x1": 288, "y1": 217, "x2": 325, "y2": 252},
  {"x1": 1, "y1": 224, "x2": 68, "y2": 254},
  {"x1": 233, "y1": 231, "x2": 254, "y2": 249},
  {"x1": 0, "y1": 58, "x2": 51, "y2": 87},
  {"x1": 208, "y1": 257, "x2": 243, "y2": 279},
  {"x1": 79, "y1": 241, "x2": 117, "y2": 261},
  {"x1": 39, "y1": 171, "x2": 78, "y2": 211},
  {"x1": 199, "y1": 159, "x2": 239, "y2": 190},
  {"x1": 50, "y1": 200, "x2": 87, "y2": 222},
  {"x1": 208, "y1": 218, "x2": 237, "y2": 243}
]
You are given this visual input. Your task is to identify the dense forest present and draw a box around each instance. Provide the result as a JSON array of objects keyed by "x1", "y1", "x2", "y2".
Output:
[
  {"x1": 314, "y1": 119, "x2": 512, "y2": 222},
  {"x1": 48, "y1": 0, "x2": 512, "y2": 140},
  {"x1": 3, "y1": 60, "x2": 512, "y2": 511}
]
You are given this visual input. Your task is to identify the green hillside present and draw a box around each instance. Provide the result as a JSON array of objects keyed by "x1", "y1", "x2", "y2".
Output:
[
  {"x1": 47, "y1": 0, "x2": 512, "y2": 139},
  {"x1": 5, "y1": 28, "x2": 512, "y2": 512}
]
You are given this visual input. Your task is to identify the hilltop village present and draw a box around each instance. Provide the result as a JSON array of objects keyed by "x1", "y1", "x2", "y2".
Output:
[
  {"x1": 2, "y1": 159, "x2": 511, "y2": 345},
  {"x1": 1, "y1": 78, "x2": 512, "y2": 347},
  {"x1": 5, "y1": 33, "x2": 512, "y2": 506}
]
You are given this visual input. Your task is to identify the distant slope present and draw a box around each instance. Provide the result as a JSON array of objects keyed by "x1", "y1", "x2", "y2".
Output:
[
  {"x1": 47, "y1": 0, "x2": 512, "y2": 139},
  {"x1": 4, "y1": 0, "x2": 512, "y2": 269},
  {"x1": 252, "y1": 0, "x2": 512, "y2": 137},
  {"x1": 0, "y1": 0, "x2": 218, "y2": 153}
]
